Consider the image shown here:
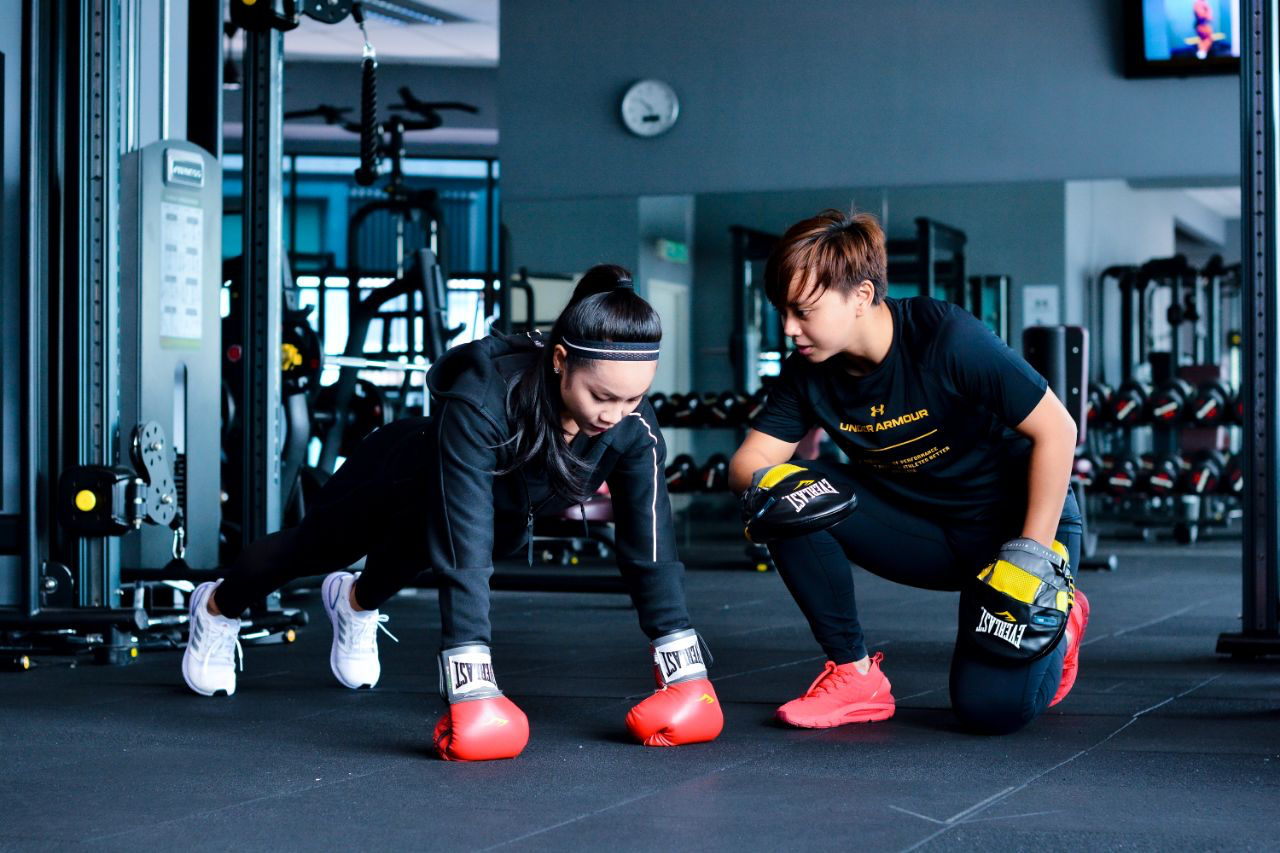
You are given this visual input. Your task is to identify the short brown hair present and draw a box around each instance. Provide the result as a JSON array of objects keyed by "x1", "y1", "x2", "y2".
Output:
[{"x1": 764, "y1": 209, "x2": 888, "y2": 309}]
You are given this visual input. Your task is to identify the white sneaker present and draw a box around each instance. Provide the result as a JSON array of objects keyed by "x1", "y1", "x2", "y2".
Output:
[
  {"x1": 182, "y1": 581, "x2": 242, "y2": 696},
  {"x1": 322, "y1": 571, "x2": 397, "y2": 689}
]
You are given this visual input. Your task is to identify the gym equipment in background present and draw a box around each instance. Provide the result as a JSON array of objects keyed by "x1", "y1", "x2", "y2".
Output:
[
  {"x1": 315, "y1": 249, "x2": 461, "y2": 472},
  {"x1": 1023, "y1": 325, "x2": 1116, "y2": 571},
  {"x1": 1081, "y1": 254, "x2": 1246, "y2": 546},
  {"x1": 117, "y1": 141, "x2": 223, "y2": 574}
]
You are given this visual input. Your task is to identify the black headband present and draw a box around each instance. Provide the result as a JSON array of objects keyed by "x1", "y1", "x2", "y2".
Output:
[{"x1": 562, "y1": 336, "x2": 659, "y2": 361}]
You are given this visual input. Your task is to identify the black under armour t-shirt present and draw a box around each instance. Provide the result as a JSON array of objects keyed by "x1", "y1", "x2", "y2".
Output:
[{"x1": 752, "y1": 296, "x2": 1048, "y2": 523}]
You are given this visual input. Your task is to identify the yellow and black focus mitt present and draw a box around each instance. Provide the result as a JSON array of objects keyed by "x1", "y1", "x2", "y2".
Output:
[
  {"x1": 741, "y1": 463, "x2": 858, "y2": 544},
  {"x1": 961, "y1": 538, "x2": 1075, "y2": 662}
]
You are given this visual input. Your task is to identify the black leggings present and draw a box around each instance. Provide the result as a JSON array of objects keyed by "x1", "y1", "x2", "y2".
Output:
[
  {"x1": 767, "y1": 461, "x2": 1083, "y2": 735},
  {"x1": 215, "y1": 418, "x2": 437, "y2": 619}
]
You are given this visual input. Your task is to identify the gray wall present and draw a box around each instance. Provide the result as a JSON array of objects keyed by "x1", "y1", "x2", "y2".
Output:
[
  {"x1": 499, "y1": 0, "x2": 1239, "y2": 200},
  {"x1": 502, "y1": 196, "x2": 640, "y2": 278}
]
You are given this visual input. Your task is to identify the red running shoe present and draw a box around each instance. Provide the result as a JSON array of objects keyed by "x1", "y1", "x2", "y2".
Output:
[
  {"x1": 1050, "y1": 589, "x2": 1090, "y2": 707},
  {"x1": 776, "y1": 652, "x2": 895, "y2": 728}
]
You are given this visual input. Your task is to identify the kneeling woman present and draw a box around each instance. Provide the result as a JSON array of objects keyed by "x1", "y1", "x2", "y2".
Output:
[
  {"x1": 730, "y1": 210, "x2": 1087, "y2": 736},
  {"x1": 183, "y1": 265, "x2": 723, "y2": 760}
]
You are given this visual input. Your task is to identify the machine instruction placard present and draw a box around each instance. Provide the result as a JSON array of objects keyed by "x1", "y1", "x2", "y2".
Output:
[{"x1": 160, "y1": 201, "x2": 203, "y2": 341}]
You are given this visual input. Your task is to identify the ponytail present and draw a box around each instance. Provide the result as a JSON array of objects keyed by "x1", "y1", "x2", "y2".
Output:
[{"x1": 503, "y1": 264, "x2": 661, "y2": 501}]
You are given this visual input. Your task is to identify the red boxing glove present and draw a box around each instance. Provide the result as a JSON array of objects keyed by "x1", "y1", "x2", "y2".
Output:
[
  {"x1": 626, "y1": 677, "x2": 723, "y2": 746},
  {"x1": 625, "y1": 629, "x2": 724, "y2": 747},
  {"x1": 434, "y1": 695, "x2": 529, "y2": 762},
  {"x1": 434, "y1": 644, "x2": 529, "y2": 761}
]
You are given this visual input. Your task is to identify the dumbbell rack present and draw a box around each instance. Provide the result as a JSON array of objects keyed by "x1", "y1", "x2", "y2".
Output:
[
  {"x1": 650, "y1": 390, "x2": 776, "y2": 571},
  {"x1": 1083, "y1": 375, "x2": 1244, "y2": 544},
  {"x1": 1089, "y1": 492, "x2": 1235, "y2": 545},
  {"x1": 650, "y1": 390, "x2": 768, "y2": 494}
]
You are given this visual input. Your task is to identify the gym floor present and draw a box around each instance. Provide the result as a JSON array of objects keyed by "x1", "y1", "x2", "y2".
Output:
[{"x1": 3, "y1": 523, "x2": 1278, "y2": 852}]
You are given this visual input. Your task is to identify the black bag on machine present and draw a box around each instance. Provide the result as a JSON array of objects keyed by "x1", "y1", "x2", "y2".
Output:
[{"x1": 960, "y1": 538, "x2": 1075, "y2": 662}]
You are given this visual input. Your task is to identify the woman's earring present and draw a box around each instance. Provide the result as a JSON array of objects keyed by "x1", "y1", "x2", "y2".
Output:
[{"x1": 553, "y1": 367, "x2": 561, "y2": 375}]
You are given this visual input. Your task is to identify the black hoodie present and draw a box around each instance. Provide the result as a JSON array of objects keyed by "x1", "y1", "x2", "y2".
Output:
[{"x1": 424, "y1": 332, "x2": 690, "y2": 645}]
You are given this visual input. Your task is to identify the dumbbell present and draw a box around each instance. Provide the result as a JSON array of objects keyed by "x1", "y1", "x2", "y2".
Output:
[
  {"x1": 1187, "y1": 379, "x2": 1232, "y2": 427},
  {"x1": 1223, "y1": 452, "x2": 1244, "y2": 495},
  {"x1": 1134, "y1": 453, "x2": 1154, "y2": 493},
  {"x1": 1086, "y1": 382, "x2": 1113, "y2": 427},
  {"x1": 664, "y1": 454, "x2": 697, "y2": 493},
  {"x1": 727, "y1": 391, "x2": 752, "y2": 425},
  {"x1": 1139, "y1": 452, "x2": 1183, "y2": 497},
  {"x1": 742, "y1": 387, "x2": 770, "y2": 425},
  {"x1": 648, "y1": 392, "x2": 670, "y2": 425},
  {"x1": 1071, "y1": 452, "x2": 1101, "y2": 489},
  {"x1": 704, "y1": 391, "x2": 737, "y2": 426},
  {"x1": 663, "y1": 393, "x2": 686, "y2": 426},
  {"x1": 1109, "y1": 381, "x2": 1150, "y2": 426},
  {"x1": 1179, "y1": 449, "x2": 1227, "y2": 495},
  {"x1": 699, "y1": 454, "x2": 731, "y2": 491},
  {"x1": 1146, "y1": 378, "x2": 1196, "y2": 424},
  {"x1": 1100, "y1": 453, "x2": 1142, "y2": 497},
  {"x1": 660, "y1": 393, "x2": 684, "y2": 427},
  {"x1": 671, "y1": 392, "x2": 703, "y2": 427},
  {"x1": 1230, "y1": 388, "x2": 1245, "y2": 425}
]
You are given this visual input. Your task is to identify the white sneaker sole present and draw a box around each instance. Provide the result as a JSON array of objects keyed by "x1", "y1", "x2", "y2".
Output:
[
  {"x1": 182, "y1": 652, "x2": 234, "y2": 697},
  {"x1": 323, "y1": 572, "x2": 377, "y2": 690},
  {"x1": 182, "y1": 584, "x2": 235, "y2": 697}
]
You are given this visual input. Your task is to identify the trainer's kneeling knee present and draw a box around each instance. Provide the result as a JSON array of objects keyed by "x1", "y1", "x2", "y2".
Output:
[{"x1": 950, "y1": 687, "x2": 1038, "y2": 736}]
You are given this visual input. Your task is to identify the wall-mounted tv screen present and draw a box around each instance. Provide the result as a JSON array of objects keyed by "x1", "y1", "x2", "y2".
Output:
[{"x1": 1126, "y1": 0, "x2": 1240, "y2": 77}]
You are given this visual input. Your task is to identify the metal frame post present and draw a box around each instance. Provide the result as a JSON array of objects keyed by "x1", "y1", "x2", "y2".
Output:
[
  {"x1": 69, "y1": 0, "x2": 122, "y2": 606},
  {"x1": 19, "y1": 0, "x2": 53, "y2": 617},
  {"x1": 237, "y1": 28, "x2": 285, "y2": 550},
  {"x1": 1218, "y1": 0, "x2": 1280, "y2": 657}
]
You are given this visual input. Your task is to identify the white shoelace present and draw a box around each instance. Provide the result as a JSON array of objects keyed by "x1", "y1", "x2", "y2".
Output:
[
  {"x1": 200, "y1": 617, "x2": 244, "y2": 672},
  {"x1": 349, "y1": 611, "x2": 399, "y2": 654}
]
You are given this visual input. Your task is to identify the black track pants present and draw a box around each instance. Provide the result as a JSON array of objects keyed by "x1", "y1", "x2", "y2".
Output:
[
  {"x1": 212, "y1": 417, "x2": 691, "y2": 648},
  {"x1": 214, "y1": 418, "x2": 441, "y2": 619},
  {"x1": 766, "y1": 461, "x2": 1083, "y2": 735}
]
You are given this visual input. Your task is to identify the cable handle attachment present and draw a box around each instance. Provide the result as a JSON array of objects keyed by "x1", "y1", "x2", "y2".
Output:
[{"x1": 352, "y1": 3, "x2": 381, "y2": 186}]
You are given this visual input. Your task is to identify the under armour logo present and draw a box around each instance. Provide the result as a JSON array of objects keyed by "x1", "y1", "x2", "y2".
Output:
[{"x1": 870, "y1": 404, "x2": 885, "y2": 417}]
